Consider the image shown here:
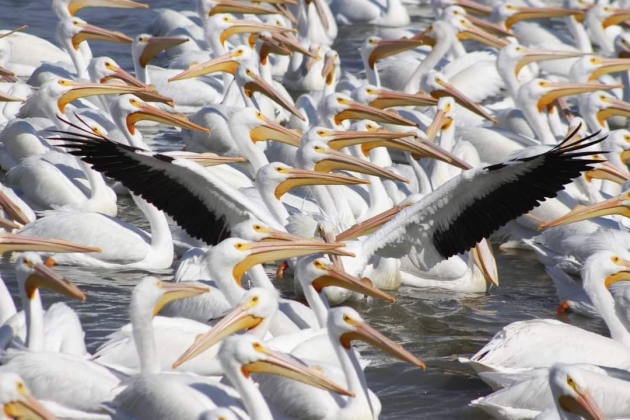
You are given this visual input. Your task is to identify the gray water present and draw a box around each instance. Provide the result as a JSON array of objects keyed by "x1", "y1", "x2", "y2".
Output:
[{"x1": 0, "y1": 1, "x2": 607, "y2": 419}]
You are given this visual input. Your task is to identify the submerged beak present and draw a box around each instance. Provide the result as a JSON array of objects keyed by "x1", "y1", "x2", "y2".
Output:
[
  {"x1": 431, "y1": 80, "x2": 497, "y2": 124},
  {"x1": 558, "y1": 390, "x2": 607, "y2": 420},
  {"x1": 458, "y1": 21, "x2": 509, "y2": 49},
  {"x1": 3, "y1": 393, "x2": 58, "y2": 420},
  {"x1": 153, "y1": 282, "x2": 210, "y2": 316},
  {"x1": 250, "y1": 115, "x2": 302, "y2": 147},
  {"x1": 71, "y1": 23, "x2": 132, "y2": 50},
  {"x1": 589, "y1": 58, "x2": 630, "y2": 81},
  {"x1": 209, "y1": 0, "x2": 276, "y2": 16},
  {"x1": 243, "y1": 72, "x2": 305, "y2": 121},
  {"x1": 515, "y1": 49, "x2": 587, "y2": 78},
  {"x1": 314, "y1": 148, "x2": 409, "y2": 183},
  {"x1": 244, "y1": 345, "x2": 353, "y2": 396},
  {"x1": 220, "y1": 20, "x2": 293, "y2": 46},
  {"x1": 312, "y1": 263, "x2": 395, "y2": 303},
  {"x1": 368, "y1": 38, "x2": 425, "y2": 69},
  {"x1": 339, "y1": 321, "x2": 425, "y2": 369},
  {"x1": 0, "y1": 234, "x2": 101, "y2": 254},
  {"x1": 67, "y1": 0, "x2": 147, "y2": 16},
  {"x1": 539, "y1": 193, "x2": 630, "y2": 229},
  {"x1": 275, "y1": 168, "x2": 369, "y2": 199},
  {"x1": 537, "y1": 82, "x2": 619, "y2": 113},
  {"x1": 233, "y1": 241, "x2": 354, "y2": 285},
  {"x1": 167, "y1": 153, "x2": 246, "y2": 166},
  {"x1": 173, "y1": 303, "x2": 264, "y2": 368},
  {"x1": 139, "y1": 36, "x2": 189, "y2": 68},
  {"x1": 57, "y1": 81, "x2": 147, "y2": 113},
  {"x1": 505, "y1": 7, "x2": 583, "y2": 30},
  {"x1": 602, "y1": 8, "x2": 630, "y2": 29},
  {"x1": 584, "y1": 161, "x2": 630, "y2": 184},
  {"x1": 368, "y1": 89, "x2": 438, "y2": 109},
  {"x1": 126, "y1": 103, "x2": 209, "y2": 135},
  {"x1": 471, "y1": 239, "x2": 499, "y2": 287},
  {"x1": 169, "y1": 53, "x2": 240, "y2": 82},
  {"x1": 334, "y1": 100, "x2": 419, "y2": 127},
  {"x1": 596, "y1": 96, "x2": 630, "y2": 126},
  {"x1": 25, "y1": 261, "x2": 86, "y2": 301}
]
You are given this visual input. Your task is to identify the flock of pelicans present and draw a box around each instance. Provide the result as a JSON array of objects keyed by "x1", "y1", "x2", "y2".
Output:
[{"x1": 4, "y1": 0, "x2": 630, "y2": 418}]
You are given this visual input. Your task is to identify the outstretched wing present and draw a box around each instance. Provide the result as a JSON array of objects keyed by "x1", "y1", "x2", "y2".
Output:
[
  {"x1": 54, "y1": 117, "x2": 281, "y2": 245},
  {"x1": 366, "y1": 128, "x2": 605, "y2": 270}
]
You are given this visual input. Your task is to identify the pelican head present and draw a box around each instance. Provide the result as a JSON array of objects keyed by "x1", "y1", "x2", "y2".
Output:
[
  {"x1": 232, "y1": 108, "x2": 301, "y2": 147},
  {"x1": 231, "y1": 219, "x2": 307, "y2": 242},
  {"x1": 323, "y1": 93, "x2": 419, "y2": 128},
  {"x1": 169, "y1": 46, "x2": 253, "y2": 81},
  {"x1": 421, "y1": 71, "x2": 498, "y2": 124},
  {"x1": 446, "y1": 16, "x2": 509, "y2": 49},
  {"x1": 297, "y1": 139, "x2": 409, "y2": 183},
  {"x1": 570, "y1": 55, "x2": 630, "y2": 82},
  {"x1": 132, "y1": 34, "x2": 189, "y2": 69},
  {"x1": 219, "y1": 334, "x2": 353, "y2": 396},
  {"x1": 352, "y1": 84, "x2": 438, "y2": 110},
  {"x1": 321, "y1": 49, "x2": 340, "y2": 85},
  {"x1": 588, "y1": 4, "x2": 630, "y2": 30},
  {"x1": 498, "y1": 44, "x2": 587, "y2": 81},
  {"x1": 549, "y1": 364, "x2": 605, "y2": 420},
  {"x1": 56, "y1": 17, "x2": 132, "y2": 51},
  {"x1": 441, "y1": 6, "x2": 512, "y2": 38},
  {"x1": 362, "y1": 36, "x2": 425, "y2": 70},
  {"x1": 0, "y1": 372, "x2": 56, "y2": 420},
  {"x1": 16, "y1": 252, "x2": 86, "y2": 302},
  {"x1": 132, "y1": 276, "x2": 210, "y2": 318},
  {"x1": 173, "y1": 287, "x2": 278, "y2": 367},
  {"x1": 213, "y1": 15, "x2": 294, "y2": 47},
  {"x1": 493, "y1": 3, "x2": 583, "y2": 30},
  {"x1": 111, "y1": 94, "x2": 209, "y2": 136},
  {"x1": 327, "y1": 307, "x2": 426, "y2": 369},
  {"x1": 88, "y1": 57, "x2": 147, "y2": 88},
  {"x1": 615, "y1": 33, "x2": 630, "y2": 58},
  {"x1": 584, "y1": 250, "x2": 630, "y2": 292},
  {"x1": 297, "y1": 255, "x2": 396, "y2": 303},
  {"x1": 256, "y1": 162, "x2": 369, "y2": 200},
  {"x1": 207, "y1": 237, "x2": 353, "y2": 286},
  {"x1": 583, "y1": 91, "x2": 630, "y2": 129},
  {"x1": 563, "y1": 0, "x2": 594, "y2": 11}
]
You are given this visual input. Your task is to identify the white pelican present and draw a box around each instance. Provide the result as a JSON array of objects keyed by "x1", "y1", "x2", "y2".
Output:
[
  {"x1": 329, "y1": 0, "x2": 410, "y2": 27},
  {"x1": 461, "y1": 251, "x2": 630, "y2": 376},
  {"x1": 0, "y1": 372, "x2": 57, "y2": 420}
]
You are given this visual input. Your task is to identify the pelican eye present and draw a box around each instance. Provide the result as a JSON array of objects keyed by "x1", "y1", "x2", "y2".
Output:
[
  {"x1": 515, "y1": 46, "x2": 523, "y2": 52},
  {"x1": 58, "y1": 79, "x2": 71, "y2": 86},
  {"x1": 625, "y1": 135, "x2": 630, "y2": 142},
  {"x1": 235, "y1": 243, "x2": 245, "y2": 250},
  {"x1": 612, "y1": 256, "x2": 621, "y2": 264},
  {"x1": 603, "y1": 6, "x2": 612, "y2": 13},
  {"x1": 129, "y1": 99, "x2": 140, "y2": 108},
  {"x1": 366, "y1": 89, "x2": 375, "y2": 95},
  {"x1": 253, "y1": 225, "x2": 262, "y2": 231},
  {"x1": 623, "y1": 39, "x2": 629, "y2": 48},
  {"x1": 368, "y1": 38, "x2": 377, "y2": 45},
  {"x1": 91, "y1": 126, "x2": 103, "y2": 136},
  {"x1": 590, "y1": 57, "x2": 601, "y2": 65},
  {"x1": 316, "y1": 130, "x2": 326, "y2": 136},
  {"x1": 223, "y1": 17, "x2": 230, "y2": 22},
  {"x1": 105, "y1": 62, "x2": 114, "y2": 69},
  {"x1": 138, "y1": 36, "x2": 146, "y2": 43},
  {"x1": 566, "y1": 376, "x2": 577, "y2": 391},
  {"x1": 342, "y1": 314, "x2": 355, "y2": 325},
  {"x1": 156, "y1": 280, "x2": 163, "y2": 288},
  {"x1": 16, "y1": 381, "x2": 26, "y2": 395},
  {"x1": 252, "y1": 342, "x2": 264, "y2": 352},
  {"x1": 314, "y1": 145, "x2": 324, "y2": 152},
  {"x1": 23, "y1": 258, "x2": 32, "y2": 268},
  {"x1": 246, "y1": 69, "x2": 254, "y2": 77},
  {"x1": 313, "y1": 260, "x2": 325, "y2": 269},
  {"x1": 233, "y1": 49, "x2": 244, "y2": 57},
  {"x1": 251, "y1": 295, "x2": 259, "y2": 305}
]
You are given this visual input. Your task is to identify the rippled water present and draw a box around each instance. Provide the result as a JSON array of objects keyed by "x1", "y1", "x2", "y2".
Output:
[{"x1": 0, "y1": 1, "x2": 607, "y2": 419}]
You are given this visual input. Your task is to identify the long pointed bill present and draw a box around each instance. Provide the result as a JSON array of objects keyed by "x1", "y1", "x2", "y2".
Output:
[
  {"x1": 596, "y1": 96, "x2": 630, "y2": 126},
  {"x1": 233, "y1": 241, "x2": 354, "y2": 285},
  {"x1": 209, "y1": 0, "x2": 276, "y2": 16},
  {"x1": 0, "y1": 91, "x2": 24, "y2": 102},
  {"x1": 312, "y1": 264, "x2": 395, "y2": 303},
  {"x1": 325, "y1": 130, "x2": 412, "y2": 150},
  {"x1": 465, "y1": 15, "x2": 512, "y2": 37},
  {"x1": 100, "y1": 70, "x2": 174, "y2": 106},
  {"x1": 337, "y1": 202, "x2": 412, "y2": 241},
  {"x1": 100, "y1": 65, "x2": 149, "y2": 88},
  {"x1": 25, "y1": 262, "x2": 86, "y2": 301},
  {"x1": 139, "y1": 36, "x2": 189, "y2": 68},
  {"x1": 515, "y1": 50, "x2": 588, "y2": 78},
  {"x1": 173, "y1": 304, "x2": 264, "y2": 368},
  {"x1": 368, "y1": 90, "x2": 438, "y2": 109},
  {"x1": 153, "y1": 282, "x2": 210, "y2": 316},
  {"x1": 3, "y1": 394, "x2": 57, "y2": 420},
  {"x1": 537, "y1": 82, "x2": 620, "y2": 113},
  {"x1": 71, "y1": 23, "x2": 132, "y2": 50},
  {"x1": 426, "y1": 109, "x2": 447, "y2": 142},
  {"x1": 605, "y1": 261, "x2": 630, "y2": 289},
  {"x1": 0, "y1": 234, "x2": 101, "y2": 254},
  {"x1": 368, "y1": 38, "x2": 425, "y2": 69},
  {"x1": 168, "y1": 153, "x2": 246, "y2": 166},
  {"x1": 314, "y1": 148, "x2": 409, "y2": 183},
  {"x1": 558, "y1": 391, "x2": 607, "y2": 420},
  {"x1": 244, "y1": 345, "x2": 353, "y2": 396},
  {"x1": 585, "y1": 161, "x2": 630, "y2": 184},
  {"x1": 505, "y1": 7, "x2": 584, "y2": 30},
  {"x1": 334, "y1": 101, "x2": 419, "y2": 127},
  {"x1": 220, "y1": 21, "x2": 294, "y2": 46},
  {"x1": 589, "y1": 57, "x2": 630, "y2": 81},
  {"x1": 0, "y1": 191, "x2": 30, "y2": 225},
  {"x1": 57, "y1": 80, "x2": 148, "y2": 113},
  {"x1": 458, "y1": 22, "x2": 509, "y2": 49},
  {"x1": 321, "y1": 54, "x2": 337, "y2": 86},
  {"x1": 431, "y1": 81, "x2": 497, "y2": 124},
  {"x1": 275, "y1": 169, "x2": 369, "y2": 199},
  {"x1": 169, "y1": 53, "x2": 240, "y2": 82},
  {"x1": 471, "y1": 239, "x2": 498, "y2": 287},
  {"x1": 306, "y1": 0, "x2": 330, "y2": 30},
  {"x1": 273, "y1": 32, "x2": 316, "y2": 58},
  {"x1": 67, "y1": 0, "x2": 147, "y2": 16},
  {"x1": 602, "y1": 9, "x2": 630, "y2": 29},
  {"x1": 539, "y1": 193, "x2": 630, "y2": 230},
  {"x1": 126, "y1": 103, "x2": 209, "y2": 135},
  {"x1": 339, "y1": 321, "x2": 425, "y2": 369},
  {"x1": 455, "y1": 0, "x2": 492, "y2": 16},
  {"x1": 243, "y1": 73, "x2": 305, "y2": 121},
  {"x1": 250, "y1": 115, "x2": 302, "y2": 147},
  {"x1": 275, "y1": 4, "x2": 299, "y2": 25}
]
